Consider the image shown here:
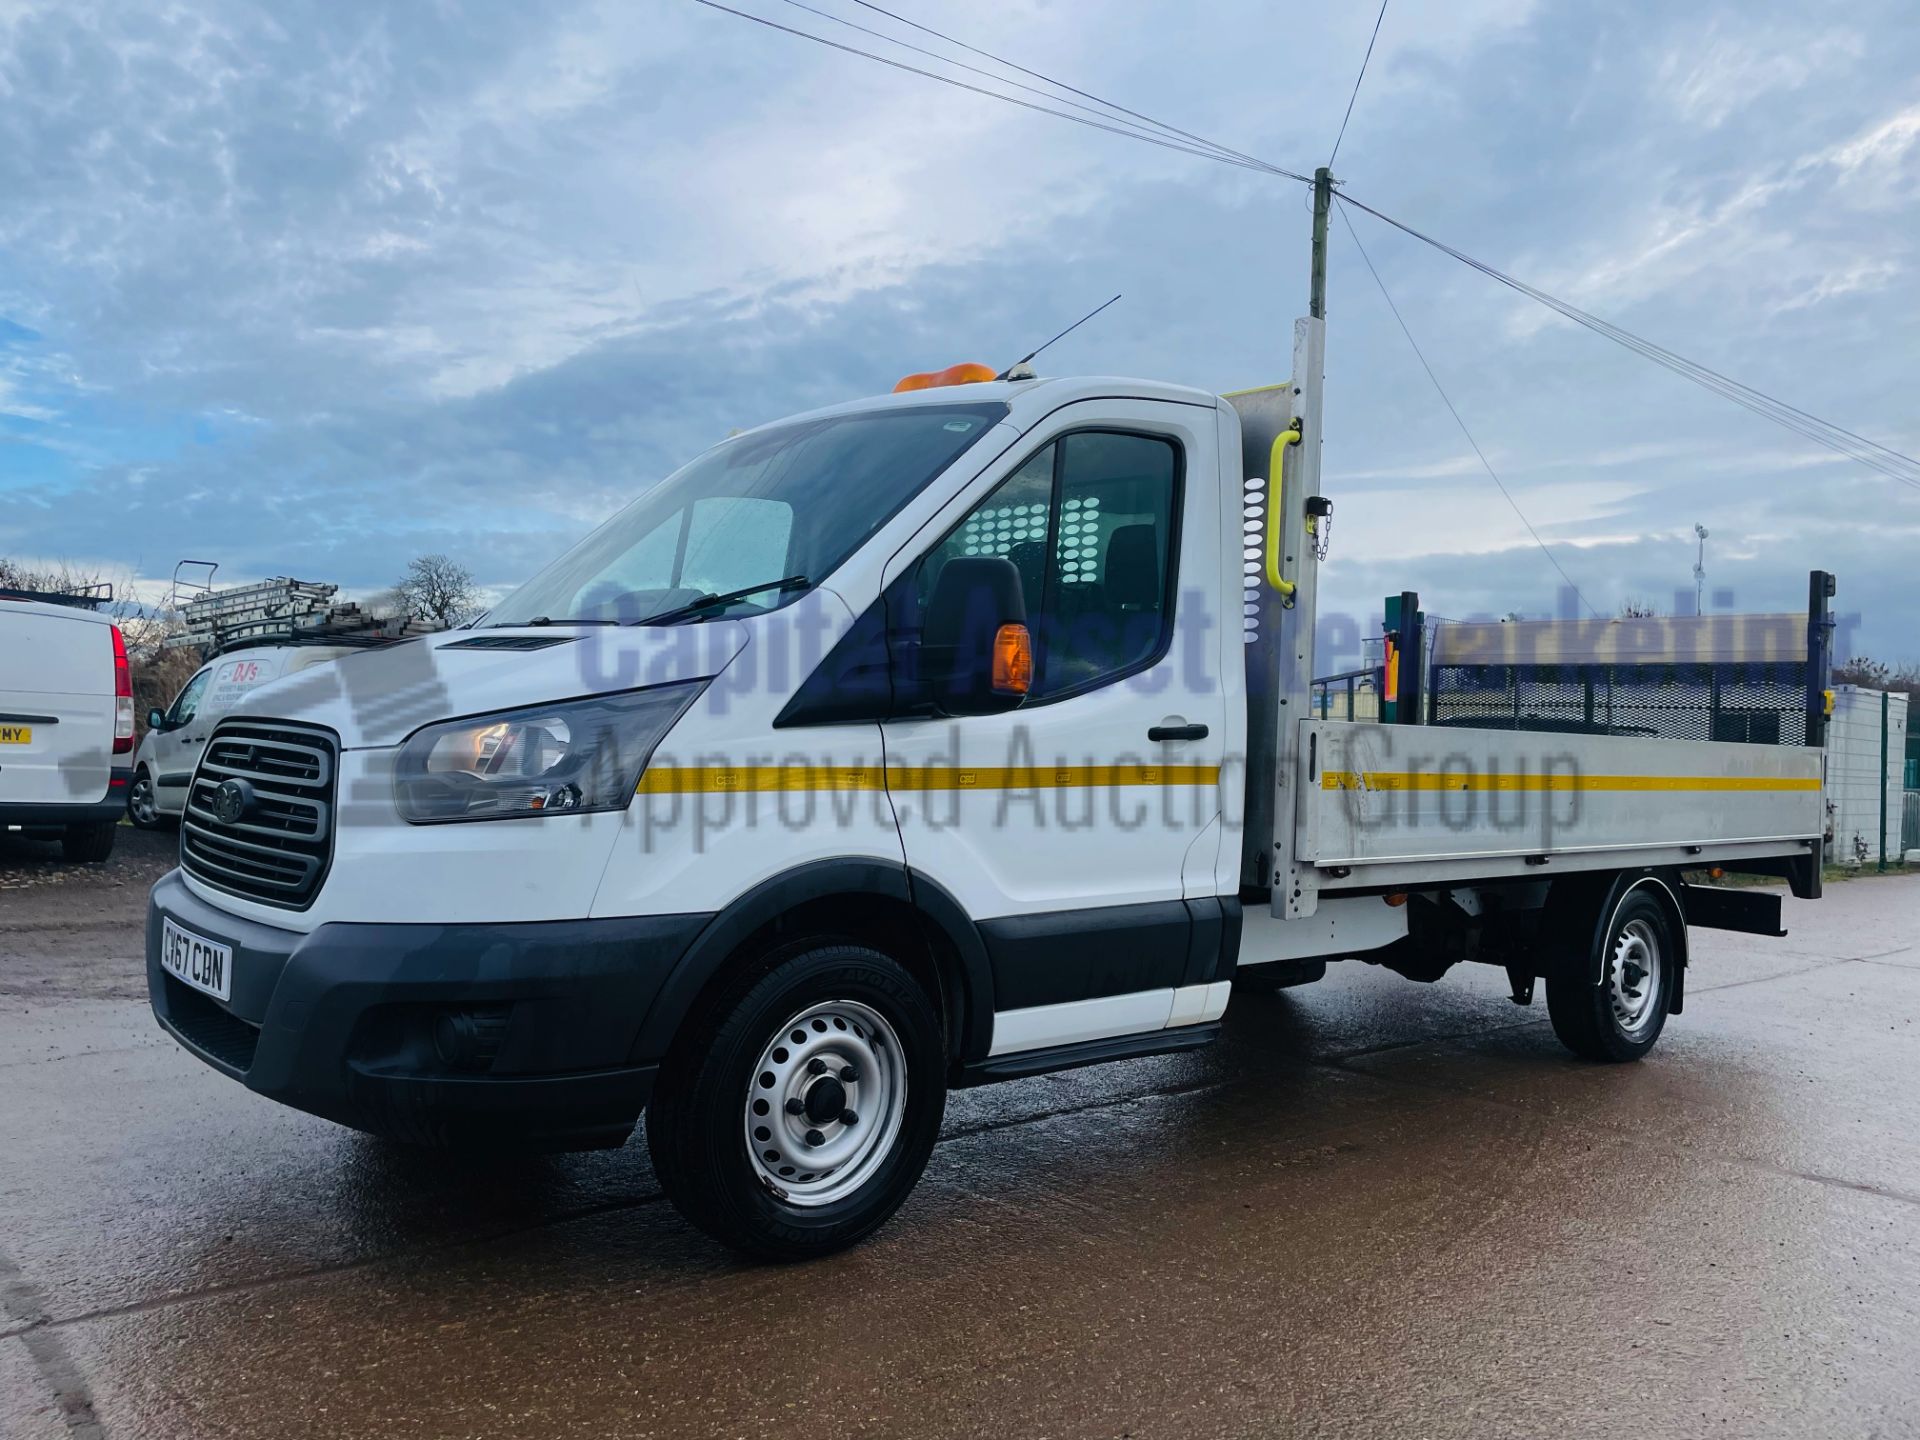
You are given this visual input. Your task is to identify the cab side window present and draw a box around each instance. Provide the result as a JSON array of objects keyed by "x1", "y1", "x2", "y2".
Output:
[
  {"x1": 169, "y1": 669, "x2": 212, "y2": 727},
  {"x1": 918, "y1": 431, "x2": 1180, "y2": 700}
]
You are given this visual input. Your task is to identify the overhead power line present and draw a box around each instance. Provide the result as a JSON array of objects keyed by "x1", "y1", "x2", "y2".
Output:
[
  {"x1": 1339, "y1": 194, "x2": 1920, "y2": 493},
  {"x1": 842, "y1": 0, "x2": 1277, "y2": 170},
  {"x1": 688, "y1": 0, "x2": 1920, "y2": 498},
  {"x1": 688, "y1": 0, "x2": 1312, "y2": 184},
  {"x1": 775, "y1": 0, "x2": 1215, "y2": 147},
  {"x1": 1337, "y1": 203, "x2": 1600, "y2": 617},
  {"x1": 1329, "y1": 0, "x2": 1390, "y2": 167}
]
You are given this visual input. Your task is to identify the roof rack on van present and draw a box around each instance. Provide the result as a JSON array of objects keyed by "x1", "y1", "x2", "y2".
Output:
[
  {"x1": 165, "y1": 570, "x2": 442, "y2": 657},
  {"x1": 0, "y1": 583, "x2": 114, "y2": 611},
  {"x1": 203, "y1": 610, "x2": 439, "y2": 659}
]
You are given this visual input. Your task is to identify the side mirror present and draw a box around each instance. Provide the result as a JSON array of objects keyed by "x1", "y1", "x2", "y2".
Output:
[
  {"x1": 921, "y1": 556, "x2": 1032, "y2": 717},
  {"x1": 147, "y1": 709, "x2": 167, "y2": 732}
]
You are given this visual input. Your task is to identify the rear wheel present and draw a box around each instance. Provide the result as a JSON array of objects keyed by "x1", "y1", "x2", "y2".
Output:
[
  {"x1": 1546, "y1": 887, "x2": 1673, "y2": 1061},
  {"x1": 127, "y1": 767, "x2": 165, "y2": 829},
  {"x1": 61, "y1": 821, "x2": 117, "y2": 863},
  {"x1": 647, "y1": 942, "x2": 947, "y2": 1260}
]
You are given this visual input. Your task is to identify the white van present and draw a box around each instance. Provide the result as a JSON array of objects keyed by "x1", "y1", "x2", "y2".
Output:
[
  {"x1": 129, "y1": 645, "x2": 363, "y2": 829},
  {"x1": 0, "y1": 596, "x2": 134, "y2": 861},
  {"x1": 141, "y1": 368, "x2": 1828, "y2": 1261}
]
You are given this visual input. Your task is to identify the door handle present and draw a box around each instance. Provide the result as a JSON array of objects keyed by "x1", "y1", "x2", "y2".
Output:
[{"x1": 1148, "y1": 723, "x2": 1209, "y2": 742}]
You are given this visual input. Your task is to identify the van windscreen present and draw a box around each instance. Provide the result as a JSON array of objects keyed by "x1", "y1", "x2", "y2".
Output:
[{"x1": 484, "y1": 402, "x2": 1007, "y2": 627}]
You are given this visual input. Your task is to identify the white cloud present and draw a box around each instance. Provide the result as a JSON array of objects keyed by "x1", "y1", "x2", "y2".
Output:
[
  {"x1": 1828, "y1": 101, "x2": 1920, "y2": 174},
  {"x1": 3, "y1": 0, "x2": 1917, "y2": 659},
  {"x1": 1662, "y1": 26, "x2": 1862, "y2": 129}
]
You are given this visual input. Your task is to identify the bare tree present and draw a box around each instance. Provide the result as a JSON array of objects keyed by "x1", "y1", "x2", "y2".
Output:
[
  {"x1": 0, "y1": 556, "x2": 111, "y2": 599},
  {"x1": 1835, "y1": 656, "x2": 1920, "y2": 706},
  {"x1": 359, "y1": 586, "x2": 409, "y2": 620},
  {"x1": 1619, "y1": 598, "x2": 1661, "y2": 619},
  {"x1": 393, "y1": 555, "x2": 478, "y2": 627}
]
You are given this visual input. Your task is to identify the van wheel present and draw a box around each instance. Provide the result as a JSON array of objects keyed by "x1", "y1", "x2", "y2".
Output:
[
  {"x1": 1546, "y1": 887, "x2": 1674, "y2": 1062},
  {"x1": 128, "y1": 767, "x2": 165, "y2": 829},
  {"x1": 647, "y1": 942, "x2": 946, "y2": 1260},
  {"x1": 62, "y1": 821, "x2": 117, "y2": 863}
]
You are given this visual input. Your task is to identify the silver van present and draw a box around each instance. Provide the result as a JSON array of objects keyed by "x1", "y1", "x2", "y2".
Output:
[{"x1": 128, "y1": 645, "x2": 361, "y2": 829}]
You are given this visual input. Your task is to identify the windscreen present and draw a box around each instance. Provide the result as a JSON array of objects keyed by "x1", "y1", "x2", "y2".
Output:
[{"x1": 485, "y1": 402, "x2": 1008, "y2": 627}]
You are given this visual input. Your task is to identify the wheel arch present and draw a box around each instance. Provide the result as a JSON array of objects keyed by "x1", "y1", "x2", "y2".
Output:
[
  {"x1": 1543, "y1": 868, "x2": 1690, "y2": 1013},
  {"x1": 632, "y1": 859, "x2": 995, "y2": 1073}
]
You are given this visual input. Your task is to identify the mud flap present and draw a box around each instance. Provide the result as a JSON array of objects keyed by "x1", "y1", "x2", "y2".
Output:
[{"x1": 1679, "y1": 884, "x2": 1787, "y2": 938}]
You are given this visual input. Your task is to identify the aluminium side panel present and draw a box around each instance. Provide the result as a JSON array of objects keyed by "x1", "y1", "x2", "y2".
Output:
[{"x1": 1298, "y1": 720, "x2": 1824, "y2": 874}]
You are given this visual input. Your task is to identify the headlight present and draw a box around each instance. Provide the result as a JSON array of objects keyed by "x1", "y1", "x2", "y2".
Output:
[{"x1": 394, "y1": 682, "x2": 705, "y2": 824}]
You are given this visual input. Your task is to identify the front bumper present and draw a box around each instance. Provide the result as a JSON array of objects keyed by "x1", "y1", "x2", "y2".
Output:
[{"x1": 146, "y1": 870, "x2": 712, "y2": 1150}]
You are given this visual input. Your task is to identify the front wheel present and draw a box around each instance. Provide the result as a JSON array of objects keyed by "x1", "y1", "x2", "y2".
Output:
[
  {"x1": 1546, "y1": 887, "x2": 1674, "y2": 1062},
  {"x1": 647, "y1": 942, "x2": 947, "y2": 1260},
  {"x1": 127, "y1": 767, "x2": 166, "y2": 829}
]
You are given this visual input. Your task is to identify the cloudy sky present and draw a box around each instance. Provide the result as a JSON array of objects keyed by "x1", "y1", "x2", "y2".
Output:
[{"x1": 2, "y1": 0, "x2": 1915, "y2": 663}]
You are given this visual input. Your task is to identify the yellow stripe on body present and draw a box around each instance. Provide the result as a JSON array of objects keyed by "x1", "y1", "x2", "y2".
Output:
[
  {"x1": 638, "y1": 763, "x2": 1222, "y2": 795},
  {"x1": 638, "y1": 765, "x2": 884, "y2": 795},
  {"x1": 1320, "y1": 770, "x2": 1821, "y2": 794},
  {"x1": 889, "y1": 763, "x2": 1220, "y2": 791}
]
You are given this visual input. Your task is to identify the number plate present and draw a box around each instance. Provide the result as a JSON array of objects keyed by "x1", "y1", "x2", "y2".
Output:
[
  {"x1": 0, "y1": 725, "x2": 29, "y2": 744},
  {"x1": 160, "y1": 918, "x2": 233, "y2": 1003}
]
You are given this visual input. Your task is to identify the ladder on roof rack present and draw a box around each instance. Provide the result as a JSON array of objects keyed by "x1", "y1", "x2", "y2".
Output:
[{"x1": 160, "y1": 565, "x2": 442, "y2": 656}]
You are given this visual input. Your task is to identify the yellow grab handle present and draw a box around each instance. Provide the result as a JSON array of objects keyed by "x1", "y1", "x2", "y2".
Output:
[{"x1": 1264, "y1": 427, "x2": 1303, "y2": 598}]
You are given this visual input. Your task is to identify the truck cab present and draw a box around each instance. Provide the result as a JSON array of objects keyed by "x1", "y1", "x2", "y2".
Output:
[{"x1": 145, "y1": 369, "x2": 1826, "y2": 1259}]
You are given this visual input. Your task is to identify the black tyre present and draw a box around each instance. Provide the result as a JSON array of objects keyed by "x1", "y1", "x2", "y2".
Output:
[
  {"x1": 647, "y1": 942, "x2": 947, "y2": 1261},
  {"x1": 61, "y1": 821, "x2": 117, "y2": 863},
  {"x1": 1233, "y1": 959, "x2": 1327, "y2": 993},
  {"x1": 1546, "y1": 886, "x2": 1674, "y2": 1062},
  {"x1": 127, "y1": 767, "x2": 167, "y2": 830}
]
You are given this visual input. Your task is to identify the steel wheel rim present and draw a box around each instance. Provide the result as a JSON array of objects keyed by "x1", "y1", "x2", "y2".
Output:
[
  {"x1": 743, "y1": 999, "x2": 907, "y2": 1208},
  {"x1": 1609, "y1": 917, "x2": 1663, "y2": 1037},
  {"x1": 129, "y1": 773, "x2": 157, "y2": 826}
]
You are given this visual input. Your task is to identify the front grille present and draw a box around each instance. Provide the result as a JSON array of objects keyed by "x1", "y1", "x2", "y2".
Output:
[
  {"x1": 163, "y1": 977, "x2": 261, "y2": 1072},
  {"x1": 181, "y1": 719, "x2": 337, "y2": 909}
]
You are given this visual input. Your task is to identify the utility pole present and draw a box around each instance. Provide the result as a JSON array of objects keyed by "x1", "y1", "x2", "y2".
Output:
[
  {"x1": 1310, "y1": 166, "x2": 1333, "y2": 320},
  {"x1": 1693, "y1": 523, "x2": 1709, "y2": 615},
  {"x1": 1272, "y1": 167, "x2": 1335, "y2": 918},
  {"x1": 1233, "y1": 165, "x2": 1336, "y2": 910}
]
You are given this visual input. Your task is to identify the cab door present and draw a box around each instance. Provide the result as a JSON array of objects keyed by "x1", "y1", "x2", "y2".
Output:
[
  {"x1": 880, "y1": 399, "x2": 1229, "y2": 1056},
  {"x1": 152, "y1": 666, "x2": 211, "y2": 813}
]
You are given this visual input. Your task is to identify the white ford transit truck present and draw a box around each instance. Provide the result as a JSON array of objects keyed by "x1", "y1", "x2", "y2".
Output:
[{"x1": 146, "y1": 199, "x2": 1830, "y2": 1258}]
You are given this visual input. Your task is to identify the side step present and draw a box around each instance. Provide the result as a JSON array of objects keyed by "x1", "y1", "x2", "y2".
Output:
[{"x1": 956, "y1": 1023, "x2": 1221, "y2": 1086}]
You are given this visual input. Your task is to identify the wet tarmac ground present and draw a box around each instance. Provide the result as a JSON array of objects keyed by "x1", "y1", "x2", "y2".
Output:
[{"x1": 3, "y1": 827, "x2": 1918, "y2": 1438}]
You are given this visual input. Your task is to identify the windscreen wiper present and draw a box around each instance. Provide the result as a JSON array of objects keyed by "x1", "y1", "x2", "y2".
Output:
[{"x1": 638, "y1": 575, "x2": 812, "y2": 626}]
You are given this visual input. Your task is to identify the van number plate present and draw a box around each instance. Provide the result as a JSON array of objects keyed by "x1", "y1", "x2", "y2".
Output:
[
  {"x1": 0, "y1": 726, "x2": 29, "y2": 744},
  {"x1": 160, "y1": 918, "x2": 233, "y2": 1003}
]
